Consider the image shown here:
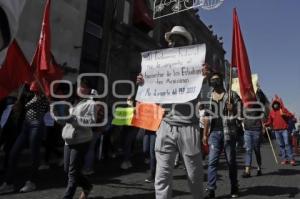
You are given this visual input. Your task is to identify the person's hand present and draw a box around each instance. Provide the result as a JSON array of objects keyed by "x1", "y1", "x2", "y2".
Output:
[
  {"x1": 136, "y1": 73, "x2": 144, "y2": 86},
  {"x1": 262, "y1": 126, "x2": 266, "y2": 135},
  {"x1": 202, "y1": 135, "x2": 208, "y2": 146}
]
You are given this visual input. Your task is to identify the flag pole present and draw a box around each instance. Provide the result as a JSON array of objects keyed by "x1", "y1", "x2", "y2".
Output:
[
  {"x1": 227, "y1": 64, "x2": 233, "y2": 117},
  {"x1": 228, "y1": 64, "x2": 233, "y2": 104},
  {"x1": 264, "y1": 126, "x2": 279, "y2": 164},
  {"x1": 33, "y1": 73, "x2": 47, "y2": 96}
]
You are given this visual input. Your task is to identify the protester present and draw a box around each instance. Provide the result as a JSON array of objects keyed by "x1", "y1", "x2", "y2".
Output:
[
  {"x1": 242, "y1": 89, "x2": 268, "y2": 178},
  {"x1": 57, "y1": 79, "x2": 100, "y2": 199},
  {"x1": 39, "y1": 110, "x2": 63, "y2": 170},
  {"x1": 137, "y1": 26, "x2": 204, "y2": 199},
  {"x1": 83, "y1": 89, "x2": 103, "y2": 176},
  {"x1": 143, "y1": 130, "x2": 156, "y2": 183},
  {"x1": 203, "y1": 72, "x2": 241, "y2": 198},
  {"x1": 120, "y1": 96, "x2": 139, "y2": 170},
  {"x1": 0, "y1": 96, "x2": 17, "y2": 171},
  {"x1": 264, "y1": 97, "x2": 296, "y2": 166},
  {"x1": 0, "y1": 89, "x2": 49, "y2": 194}
]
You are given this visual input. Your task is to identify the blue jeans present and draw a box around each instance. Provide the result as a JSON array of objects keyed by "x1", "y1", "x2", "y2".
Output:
[
  {"x1": 207, "y1": 131, "x2": 238, "y2": 190},
  {"x1": 143, "y1": 131, "x2": 156, "y2": 174},
  {"x1": 6, "y1": 120, "x2": 44, "y2": 184},
  {"x1": 274, "y1": 130, "x2": 294, "y2": 161},
  {"x1": 64, "y1": 142, "x2": 91, "y2": 199},
  {"x1": 244, "y1": 130, "x2": 262, "y2": 167},
  {"x1": 84, "y1": 132, "x2": 99, "y2": 171}
]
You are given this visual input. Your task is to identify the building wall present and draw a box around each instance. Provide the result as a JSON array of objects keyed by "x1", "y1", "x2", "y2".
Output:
[{"x1": 79, "y1": 0, "x2": 226, "y2": 106}]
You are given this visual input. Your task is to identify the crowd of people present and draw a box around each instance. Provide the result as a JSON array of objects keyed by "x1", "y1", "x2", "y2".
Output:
[{"x1": 0, "y1": 26, "x2": 299, "y2": 199}]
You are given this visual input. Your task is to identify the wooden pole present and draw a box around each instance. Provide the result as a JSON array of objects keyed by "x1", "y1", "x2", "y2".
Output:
[
  {"x1": 33, "y1": 74, "x2": 46, "y2": 96},
  {"x1": 265, "y1": 127, "x2": 279, "y2": 164},
  {"x1": 228, "y1": 65, "x2": 233, "y2": 104},
  {"x1": 227, "y1": 65, "x2": 233, "y2": 117}
]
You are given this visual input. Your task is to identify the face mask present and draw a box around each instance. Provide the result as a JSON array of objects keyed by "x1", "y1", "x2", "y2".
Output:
[
  {"x1": 272, "y1": 103, "x2": 280, "y2": 110},
  {"x1": 210, "y1": 78, "x2": 222, "y2": 89}
]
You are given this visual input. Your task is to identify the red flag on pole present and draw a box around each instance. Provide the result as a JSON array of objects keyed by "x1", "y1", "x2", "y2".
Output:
[
  {"x1": 0, "y1": 40, "x2": 33, "y2": 100},
  {"x1": 231, "y1": 8, "x2": 256, "y2": 106},
  {"x1": 30, "y1": 0, "x2": 63, "y2": 96}
]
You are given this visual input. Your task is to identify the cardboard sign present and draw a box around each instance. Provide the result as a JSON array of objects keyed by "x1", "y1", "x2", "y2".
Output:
[
  {"x1": 112, "y1": 107, "x2": 134, "y2": 126},
  {"x1": 136, "y1": 44, "x2": 206, "y2": 104},
  {"x1": 131, "y1": 103, "x2": 164, "y2": 131}
]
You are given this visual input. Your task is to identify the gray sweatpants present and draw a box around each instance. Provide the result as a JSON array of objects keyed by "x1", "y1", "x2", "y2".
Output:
[{"x1": 155, "y1": 121, "x2": 203, "y2": 199}]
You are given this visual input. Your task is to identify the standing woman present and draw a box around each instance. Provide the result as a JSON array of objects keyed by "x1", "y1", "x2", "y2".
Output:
[{"x1": 59, "y1": 80, "x2": 98, "y2": 199}]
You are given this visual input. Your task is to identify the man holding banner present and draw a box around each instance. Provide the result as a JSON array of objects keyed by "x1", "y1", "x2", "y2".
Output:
[
  {"x1": 136, "y1": 26, "x2": 205, "y2": 199},
  {"x1": 202, "y1": 72, "x2": 241, "y2": 198}
]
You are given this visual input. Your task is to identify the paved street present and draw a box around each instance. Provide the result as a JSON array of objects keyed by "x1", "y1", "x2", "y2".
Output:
[{"x1": 1, "y1": 142, "x2": 300, "y2": 199}]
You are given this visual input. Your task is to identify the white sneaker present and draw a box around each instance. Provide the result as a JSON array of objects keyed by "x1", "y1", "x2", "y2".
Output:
[
  {"x1": 0, "y1": 182, "x2": 14, "y2": 194},
  {"x1": 82, "y1": 169, "x2": 95, "y2": 176},
  {"x1": 127, "y1": 161, "x2": 133, "y2": 168},
  {"x1": 20, "y1": 181, "x2": 36, "y2": 193},
  {"x1": 38, "y1": 164, "x2": 50, "y2": 170},
  {"x1": 120, "y1": 161, "x2": 129, "y2": 170}
]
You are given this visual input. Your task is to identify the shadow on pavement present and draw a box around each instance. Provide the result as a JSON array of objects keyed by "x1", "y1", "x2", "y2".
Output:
[
  {"x1": 94, "y1": 189, "x2": 190, "y2": 199},
  {"x1": 239, "y1": 186, "x2": 299, "y2": 198},
  {"x1": 264, "y1": 169, "x2": 300, "y2": 176}
]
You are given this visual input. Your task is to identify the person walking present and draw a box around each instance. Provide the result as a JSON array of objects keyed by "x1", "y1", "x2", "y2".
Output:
[
  {"x1": 264, "y1": 97, "x2": 296, "y2": 166},
  {"x1": 0, "y1": 90, "x2": 49, "y2": 194},
  {"x1": 137, "y1": 26, "x2": 204, "y2": 199},
  {"x1": 59, "y1": 80, "x2": 99, "y2": 199},
  {"x1": 202, "y1": 72, "x2": 241, "y2": 198},
  {"x1": 242, "y1": 89, "x2": 268, "y2": 177}
]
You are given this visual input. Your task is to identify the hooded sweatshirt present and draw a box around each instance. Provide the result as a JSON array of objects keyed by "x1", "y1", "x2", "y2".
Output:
[{"x1": 264, "y1": 99, "x2": 292, "y2": 130}]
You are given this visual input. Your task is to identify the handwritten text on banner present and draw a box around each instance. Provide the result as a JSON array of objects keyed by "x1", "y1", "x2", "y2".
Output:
[{"x1": 135, "y1": 44, "x2": 206, "y2": 104}]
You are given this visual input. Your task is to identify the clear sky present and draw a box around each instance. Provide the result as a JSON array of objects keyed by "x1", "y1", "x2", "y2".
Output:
[{"x1": 198, "y1": 0, "x2": 300, "y2": 117}]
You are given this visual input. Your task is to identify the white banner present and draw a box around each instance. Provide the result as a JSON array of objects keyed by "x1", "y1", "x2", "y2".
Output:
[{"x1": 136, "y1": 44, "x2": 206, "y2": 104}]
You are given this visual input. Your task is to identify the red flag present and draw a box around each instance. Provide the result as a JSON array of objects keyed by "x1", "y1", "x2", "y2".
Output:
[
  {"x1": 30, "y1": 0, "x2": 63, "y2": 96},
  {"x1": 231, "y1": 8, "x2": 256, "y2": 106},
  {"x1": 0, "y1": 40, "x2": 33, "y2": 100}
]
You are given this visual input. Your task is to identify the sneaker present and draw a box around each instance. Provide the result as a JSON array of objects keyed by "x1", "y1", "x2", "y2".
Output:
[
  {"x1": 257, "y1": 170, "x2": 262, "y2": 176},
  {"x1": 0, "y1": 182, "x2": 14, "y2": 194},
  {"x1": 82, "y1": 169, "x2": 95, "y2": 176},
  {"x1": 79, "y1": 185, "x2": 93, "y2": 199},
  {"x1": 145, "y1": 174, "x2": 155, "y2": 183},
  {"x1": 120, "y1": 161, "x2": 132, "y2": 170},
  {"x1": 127, "y1": 161, "x2": 133, "y2": 168},
  {"x1": 120, "y1": 161, "x2": 129, "y2": 170},
  {"x1": 19, "y1": 181, "x2": 36, "y2": 193},
  {"x1": 281, "y1": 160, "x2": 288, "y2": 165},
  {"x1": 242, "y1": 172, "x2": 251, "y2": 178},
  {"x1": 231, "y1": 186, "x2": 239, "y2": 198},
  {"x1": 204, "y1": 189, "x2": 215, "y2": 199},
  {"x1": 38, "y1": 164, "x2": 50, "y2": 170},
  {"x1": 174, "y1": 161, "x2": 180, "y2": 168},
  {"x1": 290, "y1": 160, "x2": 296, "y2": 166}
]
